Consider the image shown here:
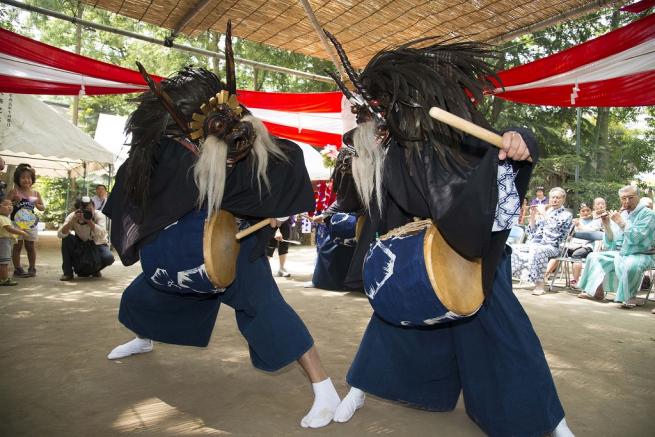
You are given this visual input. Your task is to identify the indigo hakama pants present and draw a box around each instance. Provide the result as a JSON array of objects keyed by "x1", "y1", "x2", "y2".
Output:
[
  {"x1": 346, "y1": 250, "x2": 564, "y2": 437},
  {"x1": 312, "y1": 235, "x2": 356, "y2": 291},
  {"x1": 118, "y1": 228, "x2": 314, "y2": 372}
]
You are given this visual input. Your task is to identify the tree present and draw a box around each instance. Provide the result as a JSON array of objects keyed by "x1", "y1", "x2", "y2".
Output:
[
  {"x1": 481, "y1": 7, "x2": 655, "y2": 209},
  {"x1": 9, "y1": 1, "x2": 654, "y2": 213}
]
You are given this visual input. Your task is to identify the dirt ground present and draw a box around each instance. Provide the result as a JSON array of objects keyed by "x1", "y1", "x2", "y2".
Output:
[{"x1": 0, "y1": 232, "x2": 653, "y2": 437}]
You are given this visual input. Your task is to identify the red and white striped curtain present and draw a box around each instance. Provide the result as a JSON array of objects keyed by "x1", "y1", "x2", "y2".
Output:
[
  {"x1": 492, "y1": 13, "x2": 655, "y2": 107},
  {"x1": 0, "y1": 28, "x2": 355, "y2": 148}
]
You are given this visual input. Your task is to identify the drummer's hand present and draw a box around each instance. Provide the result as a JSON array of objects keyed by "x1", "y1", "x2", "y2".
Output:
[
  {"x1": 312, "y1": 214, "x2": 325, "y2": 224},
  {"x1": 274, "y1": 230, "x2": 283, "y2": 241},
  {"x1": 499, "y1": 131, "x2": 531, "y2": 162},
  {"x1": 269, "y1": 218, "x2": 279, "y2": 228}
]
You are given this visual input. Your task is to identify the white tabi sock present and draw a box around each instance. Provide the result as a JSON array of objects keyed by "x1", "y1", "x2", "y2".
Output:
[
  {"x1": 300, "y1": 377, "x2": 341, "y2": 428},
  {"x1": 552, "y1": 418, "x2": 575, "y2": 437},
  {"x1": 107, "y1": 337, "x2": 153, "y2": 360},
  {"x1": 333, "y1": 387, "x2": 365, "y2": 423}
]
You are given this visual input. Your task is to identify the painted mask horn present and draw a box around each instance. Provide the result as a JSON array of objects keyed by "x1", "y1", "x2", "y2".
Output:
[
  {"x1": 323, "y1": 30, "x2": 384, "y2": 122},
  {"x1": 135, "y1": 61, "x2": 191, "y2": 136},
  {"x1": 224, "y1": 20, "x2": 237, "y2": 96}
]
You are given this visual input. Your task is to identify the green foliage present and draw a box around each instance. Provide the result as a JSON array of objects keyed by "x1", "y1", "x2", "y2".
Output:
[
  {"x1": 481, "y1": 7, "x2": 655, "y2": 211},
  {"x1": 8, "y1": 0, "x2": 655, "y2": 213},
  {"x1": 234, "y1": 39, "x2": 336, "y2": 92},
  {"x1": 33, "y1": 176, "x2": 69, "y2": 224},
  {"x1": 34, "y1": 176, "x2": 101, "y2": 224},
  {"x1": 565, "y1": 180, "x2": 624, "y2": 211},
  {"x1": 0, "y1": 4, "x2": 20, "y2": 29},
  {"x1": 10, "y1": 0, "x2": 336, "y2": 135}
]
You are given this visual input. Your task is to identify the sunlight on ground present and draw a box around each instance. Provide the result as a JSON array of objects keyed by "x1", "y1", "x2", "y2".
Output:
[
  {"x1": 219, "y1": 350, "x2": 250, "y2": 364},
  {"x1": 113, "y1": 397, "x2": 230, "y2": 435},
  {"x1": 6, "y1": 310, "x2": 34, "y2": 319}
]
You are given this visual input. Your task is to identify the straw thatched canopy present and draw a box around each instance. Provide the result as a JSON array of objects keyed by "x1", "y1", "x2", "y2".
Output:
[{"x1": 83, "y1": 0, "x2": 617, "y2": 68}]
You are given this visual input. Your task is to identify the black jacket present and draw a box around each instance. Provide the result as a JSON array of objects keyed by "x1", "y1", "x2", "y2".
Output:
[{"x1": 104, "y1": 136, "x2": 314, "y2": 266}]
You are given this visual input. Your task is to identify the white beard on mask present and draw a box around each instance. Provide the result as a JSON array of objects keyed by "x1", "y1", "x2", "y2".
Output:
[
  {"x1": 351, "y1": 120, "x2": 385, "y2": 213},
  {"x1": 193, "y1": 114, "x2": 287, "y2": 214}
]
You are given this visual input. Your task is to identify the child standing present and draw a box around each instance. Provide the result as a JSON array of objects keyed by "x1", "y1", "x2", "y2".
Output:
[
  {"x1": 0, "y1": 199, "x2": 29, "y2": 285},
  {"x1": 8, "y1": 164, "x2": 45, "y2": 277}
]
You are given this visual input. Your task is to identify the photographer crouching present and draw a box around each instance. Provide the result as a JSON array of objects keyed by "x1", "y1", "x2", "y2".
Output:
[{"x1": 57, "y1": 196, "x2": 115, "y2": 281}]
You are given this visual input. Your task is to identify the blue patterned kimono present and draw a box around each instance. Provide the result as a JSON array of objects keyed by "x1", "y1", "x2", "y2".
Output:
[{"x1": 511, "y1": 206, "x2": 572, "y2": 283}]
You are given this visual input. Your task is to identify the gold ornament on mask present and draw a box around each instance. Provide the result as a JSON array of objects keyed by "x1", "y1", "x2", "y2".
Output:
[{"x1": 189, "y1": 90, "x2": 243, "y2": 140}]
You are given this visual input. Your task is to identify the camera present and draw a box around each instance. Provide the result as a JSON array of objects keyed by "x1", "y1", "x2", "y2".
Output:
[{"x1": 77, "y1": 209, "x2": 93, "y2": 220}]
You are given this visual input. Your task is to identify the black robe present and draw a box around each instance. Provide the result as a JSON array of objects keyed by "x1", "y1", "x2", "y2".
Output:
[
  {"x1": 104, "y1": 136, "x2": 314, "y2": 265},
  {"x1": 344, "y1": 127, "x2": 538, "y2": 295}
]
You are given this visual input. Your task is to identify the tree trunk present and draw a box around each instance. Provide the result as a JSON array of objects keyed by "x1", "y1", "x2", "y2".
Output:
[
  {"x1": 592, "y1": 10, "x2": 620, "y2": 177},
  {"x1": 206, "y1": 31, "x2": 221, "y2": 76},
  {"x1": 71, "y1": 2, "x2": 84, "y2": 126},
  {"x1": 490, "y1": 55, "x2": 506, "y2": 125}
]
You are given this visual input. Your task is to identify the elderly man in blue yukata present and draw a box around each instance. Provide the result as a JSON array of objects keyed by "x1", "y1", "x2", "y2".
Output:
[{"x1": 578, "y1": 185, "x2": 655, "y2": 308}]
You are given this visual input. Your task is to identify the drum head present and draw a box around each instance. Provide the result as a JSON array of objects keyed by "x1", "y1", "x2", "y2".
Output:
[
  {"x1": 424, "y1": 225, "x2": 484, "y2": 316},
  {"x1": 203, "y1": 210, "x2": 240, "y2": 288}
]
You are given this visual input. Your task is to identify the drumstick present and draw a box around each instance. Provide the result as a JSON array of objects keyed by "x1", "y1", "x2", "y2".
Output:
[
  {"x1": 281, "y1": 239, "x2": 301, "y2": 245},
  {"x1": 235, "y1": 218, "x2": 272, "y2": 240},
  {"x1": 428, "y1": 107, "x2": 533, "y2": 162}
]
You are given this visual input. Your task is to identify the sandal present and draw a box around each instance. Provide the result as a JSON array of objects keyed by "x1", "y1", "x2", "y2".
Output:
[
  {"x1": 619, "y1": 298, "x2": 637, "y2": 309},
  {"x1": 0, "y1": 278, "x2": 18, "y2": 286},
  {"x1": 569, "y1": 279, "x2": 578, "y2": 286},
  {"x1": 26, "y1": 267, "x2": 36, "y2": 277},
  {"x1": 577, "y1": 292, "x2": 603, "y2": 301}
]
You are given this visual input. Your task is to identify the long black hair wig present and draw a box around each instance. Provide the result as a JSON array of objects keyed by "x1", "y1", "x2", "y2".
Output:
[
  {"x1": 123, "y1": 67, "x2": 224, "y2": 208},
  {"x1": 358, "y1": 38, "x2": 501, "y2": 168}
]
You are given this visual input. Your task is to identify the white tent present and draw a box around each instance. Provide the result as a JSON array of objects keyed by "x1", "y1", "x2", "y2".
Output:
[
  {"x1": 93, "y1": 113, "x2": 332, "y2": 180},
  {"x1": 94, "y1": 113, "x2": 130, "y2": 170},
  {"x1": 0, "y1": 93, "x2": 113, "y2": 177}
]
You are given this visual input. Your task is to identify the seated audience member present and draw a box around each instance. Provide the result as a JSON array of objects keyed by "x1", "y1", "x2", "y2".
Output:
[
  {"x1": 545, "y1": 202, "x2": 603, "y2": 286},
  {"x1": 92, "y1": 184, "x2": 109, "y2": 212},
  {"x1": 530, "y1": 186, "x2": 548, "y2": 207},
  {"x1": 591, "y1": 197, "x2": 607, "y2": 219},
  {"x1": 511, "y1": 187, "x2": 572, "y2": 295},
  {"x1": 529, "y1": 187, "x2": 550, "y2": 222},
  {"x1": 518, "y1": 197, "x2": 529, "y2": 225},
  {"x1": 578, "y1": 186, "x2": 655, "y2": 308},
  {"x1": 57, "y1": 196, "x2": 115, "y2": 280},
  {"x1": 638, "y1": 196, "x2": 654, "y2": 292}
]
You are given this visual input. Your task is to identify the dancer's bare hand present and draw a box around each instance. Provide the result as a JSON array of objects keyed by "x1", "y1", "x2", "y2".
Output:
[{"x1": 499, "y1": 131, "x2": 531, "y2": 162}]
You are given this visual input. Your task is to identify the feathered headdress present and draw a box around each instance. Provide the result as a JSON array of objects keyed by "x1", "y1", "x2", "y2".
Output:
[
  {"x1": 125, "y1": 20, "x2": 249, "y2": 208},
  {"x1": 124, "y1": 67, "x2": 224, "y2": 207},
  {"x1": 326, "y1": 34, "x2": 501, "y2": 167}
]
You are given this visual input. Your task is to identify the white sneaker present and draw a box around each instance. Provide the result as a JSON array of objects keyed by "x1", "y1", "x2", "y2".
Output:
[
  {"x1": 277, "y1": 269, "x2": 291, "y2": 278},
  {"x1": 303, "y1": 281, "x2": 315, "y2": 288},
  {"x1": 107, "y1": 337, "x2": 153, "y2": 360}
]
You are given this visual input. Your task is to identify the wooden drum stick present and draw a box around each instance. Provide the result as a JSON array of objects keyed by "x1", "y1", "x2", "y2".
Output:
[
  {"x1": 235, "y1": 218, "x2": 272, "y2": 240},
  {"x1": 428, "y1": 107, "x2": 532, "y2": 162}
]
